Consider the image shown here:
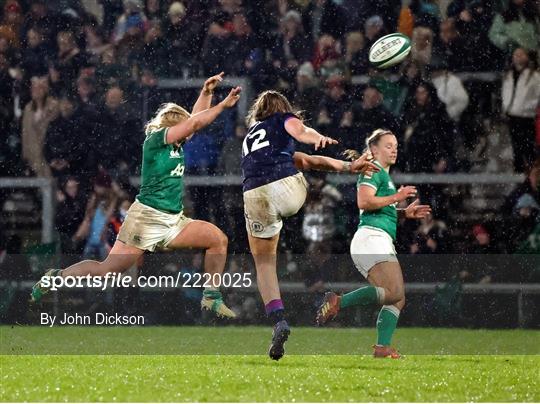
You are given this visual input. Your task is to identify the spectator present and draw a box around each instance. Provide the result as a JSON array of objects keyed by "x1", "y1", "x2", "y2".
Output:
[
  {"x1": 131, "y1": 67, "x2": 161, "y2": 126},
  {"x1": 501, "y1": 48, "x2": 540, "y2": 172},
  {"x1": 50, "y1": 31, "x2": 88, "y2": 93},
  {"x1": 112, "y1": 0, "x2": 148, "y2": 44},
  {"x1": 21, "y1": 76, "x2": 59, "y2": 177},
  {"x1": 410, "y1": 26, "x2": 434, "y2": 70},
  {"x1": 401, "y1": 81, "x2": 453, "y2": 172},
  {"x1": 105, "y1": 198, "x2": 133, "y2": 250},
  {"x1": 393, "y1": 59, "x2": 424, "y2": 116},
  {"x1": 345, "y1": 84, "x2": 400, "y2": 151},
  {"x1": 55, "y1": 176, "x2": 87, "y2": 254},
  {"x1": 291, "y1": 62, "x2": 323, "y2": 125},
  {"x1": 488, "y1": 0, "x2": 540, "y2": 56},
  {"x1": 503, "y1": 158, "x2": 540, "y2": 215},
  {"x1": 77, "y1": 171, "x2": 119, "y2": 260},
  {"x1": 344, "y1": 31, "x2": 369, "y2": 75},
  {"x1": 428, "y1": 57, "x2": 469, "y2": 123},
  {"x1": 302, "y1": 0, "x2": 347, "y2": 42},
  {"x1": 95, "y1": 85, "x2": 141, "y2": 174},
  {"x1": 202, "y1": 11, "x2": 256, "y2": 75},
  {"x1": 311, "y1": 34, "x2": 344, "y2": 78},
  {"x1": 135, "y1": 22, "x2": 167, "y2": 75},
  {"x1": 20, "y1": 0, "x2": 53, "y2": 47},
  {"x1": 217, "y1": 124, "x2": 247, "y2": 252},
  {"x1": 94, "y1": 46, "x2": 127, "y2": 90},
  {"x1": 76, "y1": 75, "x2": 98, "y2": 112},
  {"x1": 0, "y1": 0, "x2": 23, "y2": 48},
  {"x1": 272, "y1": 10, "x2": 312, "y2": 84},
  {"x1": 447, "y1": 0, "x2": 502, "y2": 71},
  {"x1": 431, "y1": 18, "x2": 467, "y2": 72},
  {"x1": 44, "y1": 93, "x2": 81, "y2": 180},
  {"x1": 20, "y1": 26, "x2": 50, "y2": 80},
  {"x1": 301, "y1": 172, "x2": 343, "y2": 291},
  {"x1": 83, "y1": 24, "x2": 109, "y2": 66},
  {"x1": 145, "y1": 0, "x2": 162, "y2": 24},
  {"x1": 363, "y1": 14, "x2": 386, "y2": 51},
  {"x1": 315, "y1": 75, "x2": 351, "y2": 149},
  {"x1": 409, "y1": 0, "x2": 441, "y2": 32},
  {"x1": 163, "y1": 2, "x2": 203, "y2": 76},
  {"x1": 0, "y1": 52, "x2": 14, "y2": 135}
]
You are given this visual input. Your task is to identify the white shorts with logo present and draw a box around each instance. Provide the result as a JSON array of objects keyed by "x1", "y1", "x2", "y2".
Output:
[
  {"x1": 117, "y1": 200, "x2": 193, "y2": 252},
  {"x1": 350, "y1": 226, "x2": 398, "y2": 278},
  {"x1": 244, "y1": 173, "x2": 308, "y2": 238}
]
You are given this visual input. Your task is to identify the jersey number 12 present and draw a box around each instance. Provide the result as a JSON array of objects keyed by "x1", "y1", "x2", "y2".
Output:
[{"x1": 243, "y1": 129, "x2": 270, "y2": 156}]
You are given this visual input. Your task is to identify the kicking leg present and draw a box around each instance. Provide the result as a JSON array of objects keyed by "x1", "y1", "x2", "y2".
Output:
[
  {"x1": 31, "y1": 241, "x2": 143, "y2": 303},
  {"x1": 248, "y1": 233, "x2": 290, "y2": 360}
]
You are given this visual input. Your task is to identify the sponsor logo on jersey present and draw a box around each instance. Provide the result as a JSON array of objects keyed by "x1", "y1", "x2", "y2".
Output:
[{"x1": 169, "y1": 149, "x2": 181, "y2": 159}]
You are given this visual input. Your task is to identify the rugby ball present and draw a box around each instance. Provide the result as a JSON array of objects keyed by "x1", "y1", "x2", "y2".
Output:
[{"x1": 369, "y1": 33, "x2": 411, "y2": 69}]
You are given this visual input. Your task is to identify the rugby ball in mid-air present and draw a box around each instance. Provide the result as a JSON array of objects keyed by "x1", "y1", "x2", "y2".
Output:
[{"x1": 369, "y1": 33, "x2": 411, "y2": 69}]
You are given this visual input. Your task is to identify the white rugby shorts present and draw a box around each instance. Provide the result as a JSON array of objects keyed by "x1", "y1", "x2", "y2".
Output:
[
  {"x1": 350, "y1": 226, "x2": 398, "y2": 278},
  {"x1": 117, "y1": 200, "x2": 193, "y2": 251},
  {"x1": 243, "y1": 173, "x2": 308, "y2": 238}
]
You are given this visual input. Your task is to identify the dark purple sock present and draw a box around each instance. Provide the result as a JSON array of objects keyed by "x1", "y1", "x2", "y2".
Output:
[{"x1": 265, "y1": 299, "x2": 285, "y2": 325}]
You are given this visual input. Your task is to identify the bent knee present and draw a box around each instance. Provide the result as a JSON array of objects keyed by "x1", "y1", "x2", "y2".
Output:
[
  {"x1": 384, "y1": 286, "x2": 405, "y2": 305},
  {"x1": 210, "y1": 229, "x2": 228, "y2": 252}
]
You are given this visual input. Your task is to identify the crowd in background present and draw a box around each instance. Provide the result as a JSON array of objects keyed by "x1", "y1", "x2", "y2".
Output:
[{"x1": 0, "y1": 0, "x2": 539, "y2": 285}]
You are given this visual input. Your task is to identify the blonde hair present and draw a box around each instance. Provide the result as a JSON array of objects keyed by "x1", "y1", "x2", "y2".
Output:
[
  {"x1": 343, "y1": 128, "x2": 394, "y2": 161},
  {"x1": 246, "y1": 90, "x2": 302, "y2": 127},
  {"x1": 145, "y1": 102, "x2": 191, "y2": 134}
]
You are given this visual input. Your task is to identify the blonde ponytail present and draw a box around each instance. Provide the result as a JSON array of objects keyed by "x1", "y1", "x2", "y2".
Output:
[{"x1": 343, "y1": 128, "x2": 393, "y2": 161}]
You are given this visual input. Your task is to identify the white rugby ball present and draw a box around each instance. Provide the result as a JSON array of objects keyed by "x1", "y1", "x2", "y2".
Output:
[{"x1": 369, "y1": 33, "x2": 411, "y2": 69}]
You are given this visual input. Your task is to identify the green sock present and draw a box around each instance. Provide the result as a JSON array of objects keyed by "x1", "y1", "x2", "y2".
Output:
[
  {"x1": 376, "y1": 305, "x2": 400, "y2": 346},
  {"x1": 340, "y1": 286, "x2": 384, "y2": 308},
  {"x1": 203, "y1": 289, "x2": 221, "y2": 300}
]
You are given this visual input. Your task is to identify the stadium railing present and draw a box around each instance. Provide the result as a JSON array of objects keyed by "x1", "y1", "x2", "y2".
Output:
[{"x1": 0, "y1": 173, "x2": 526, "y2": 245}]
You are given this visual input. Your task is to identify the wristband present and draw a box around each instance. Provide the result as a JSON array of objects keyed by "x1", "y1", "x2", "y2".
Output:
[{"x1": 342, "y1": 161, "x2": 352, "y2": 172}]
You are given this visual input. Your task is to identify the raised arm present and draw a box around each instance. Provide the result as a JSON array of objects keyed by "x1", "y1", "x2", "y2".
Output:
[
  {"x1": 294, "y1": 152, "x2": 379, "y2": 175},
  {"x1": 166, "y1": 87, "x2": 241, "y2": 144},
  {"x1": 357, "y1": 184, "x2": 417, "y2": 211},
  {"x1": 284, "y1": 117, "x2": 338, "y2": 151},
  {"x1": 191, "y1": 72, "x2": 224, "y2": 115}
]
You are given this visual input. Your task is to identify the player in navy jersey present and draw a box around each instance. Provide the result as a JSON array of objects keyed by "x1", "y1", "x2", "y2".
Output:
[{"x1": 242, "y1": 90, "x2": 379, "y2": 360}]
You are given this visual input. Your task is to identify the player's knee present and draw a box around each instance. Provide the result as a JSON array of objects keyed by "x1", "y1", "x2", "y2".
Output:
[
  {"x1": 384, "y1": 286, "x2": 404, "y2": 305},
  {"x1": 394, "y1": 295, "x2": 406, "y2": 311},
  {"x1": 214, "y1": 230, "x2": 228, "y2": 251}
]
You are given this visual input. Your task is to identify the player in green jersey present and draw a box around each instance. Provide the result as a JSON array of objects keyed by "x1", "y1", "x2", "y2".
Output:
[
  {"x1": 316, "y1": 129, "x2": 431, "y2": 358},
  {"x1": 31, "y1": 72, "x2": 241, "y2": 318}
]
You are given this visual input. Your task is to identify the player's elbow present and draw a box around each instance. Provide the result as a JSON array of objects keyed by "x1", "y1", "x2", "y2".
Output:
[{"x1": 357, "y1": 200, "x2": 371, "y2": 211}]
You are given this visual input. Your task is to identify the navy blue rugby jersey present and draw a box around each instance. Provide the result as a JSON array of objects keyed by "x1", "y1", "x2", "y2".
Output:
[{"x1": 241, "y1": 112, "x2": 299, "y2": 191}]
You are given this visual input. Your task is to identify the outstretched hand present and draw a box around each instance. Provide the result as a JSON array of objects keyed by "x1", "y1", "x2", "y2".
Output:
[
  {"x1": 315, "y1": 135, "x2": 338, "y2": 151},
  {"x1": 350, "y1": 153, "x2": 380, "y2": 175},
  {"x1": 220, "y1": 86, "x2": 242, "y2": 108},
  {"x1": 404, "y1": 198, "x2": 431, "y2": 219},
  {"x1": 203, "y1": 72, "x2": 224, "y2": 94}
]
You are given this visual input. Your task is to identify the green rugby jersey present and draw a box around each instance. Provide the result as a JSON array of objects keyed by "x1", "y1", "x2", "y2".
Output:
[
  {"x1": 357, "y1": 161, "x2": 398, "y2": 240},
  {"x1": 136, "y1": 127, "x2": 185, "y2": 214}
]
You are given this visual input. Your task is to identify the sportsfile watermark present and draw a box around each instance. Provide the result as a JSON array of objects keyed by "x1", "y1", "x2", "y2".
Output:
[
  {"x1": 0, "y1": 253, "x2": 538, "y2": 355},
  {"x1": 40, "y1": 271, "x2": 253, "y2": 291}
]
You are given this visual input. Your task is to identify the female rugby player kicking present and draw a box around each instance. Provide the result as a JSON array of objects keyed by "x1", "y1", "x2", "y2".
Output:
[
  {"x1": 316, "y1": 129, "x2": 431, "y2": 358},
  {"x1": 32, "y1": 73, "x2": 241, "y2": 318},
  {"x1": 241, "y1": 90, "x2": 380, "y2": 360}
]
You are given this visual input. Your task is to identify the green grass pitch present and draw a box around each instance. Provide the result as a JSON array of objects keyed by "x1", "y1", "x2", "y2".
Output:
[{"x1": 1, "y1": 326, "x2": 539, "y2": 402}]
